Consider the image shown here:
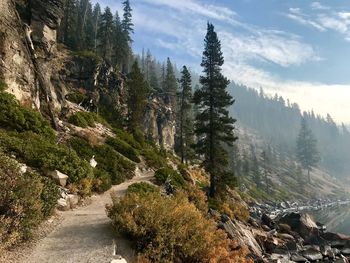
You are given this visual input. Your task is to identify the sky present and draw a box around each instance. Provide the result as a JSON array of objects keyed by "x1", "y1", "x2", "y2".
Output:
[{"x1": 92, "y1": 0, "x2": 350, "y2": 124}]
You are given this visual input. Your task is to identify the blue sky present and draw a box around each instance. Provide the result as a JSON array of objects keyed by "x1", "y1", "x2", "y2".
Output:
[{"x1": 92, "y1": 0, "x2": 350, "y2": 124}]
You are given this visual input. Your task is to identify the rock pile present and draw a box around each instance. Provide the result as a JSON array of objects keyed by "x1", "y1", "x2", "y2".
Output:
[{"x1": 215, "y1": 210, "x2": 350, "y2": 262}]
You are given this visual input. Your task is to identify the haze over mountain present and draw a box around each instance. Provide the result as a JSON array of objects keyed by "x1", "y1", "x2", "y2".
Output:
[{"x1": 93, "y1": 0, "x2": 350, "y2": 124}]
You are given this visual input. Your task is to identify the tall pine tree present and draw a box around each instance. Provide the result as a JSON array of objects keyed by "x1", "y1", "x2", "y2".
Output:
[
  {"x1": 193, "y1": 23, "x2": 236, "y2": 197},
  {"x1": 113, "y1": 11, "x2": 128, "y2": 67},
  {"x1": 122, "y1": 0, "x2": 134, "y2": 43},
  {"x1": 97, "y1": 7, "x2": 115, "y2": 60},
  {"x1": 296, "y1": 117, "x2": 319, "y2": 183},
  {"x1": 164, "y1": 58, "x2": 177, "y2": 108},
  {"x1": 127, "y1": 61, "x2": 149, "y2": 134},
  {"x1": 92, "y1": 3, "x2": 101, "y2": 53},
  {"x1": 59, "y1": 0, "x2": 78, "y2": 49},
  {"x1": 177, "y1": 66, "x2": 195, "y2": 163}
]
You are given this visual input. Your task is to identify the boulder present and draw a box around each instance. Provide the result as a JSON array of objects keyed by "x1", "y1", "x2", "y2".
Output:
[
  {"x1": 278, "y1": 223, "x2": 292, "y2": 234},
  {"x1": 320, "y1": 244, "x2": 332, "y2": 255},
  {"x1": 301, "y1": 247, "x2": 323, "y2": 261},
  {"x1": 290, "y1": 253, "x2": 308, "y2": 262},
  {"x1": 47, "y1": 170, "x2": 69, "y2": 187},
  {"x1": 278, "y1": 233, "x2": 295, "y2": 241},
  {"x1": 321, "y1": 232, "x2": 350, "y2": 248},
  {"x1": 278, "y1": 213, "x2": 318, "y2": 240},
  {"x1": 220, "y1": 219, "x2": 263, "y2": 258}
]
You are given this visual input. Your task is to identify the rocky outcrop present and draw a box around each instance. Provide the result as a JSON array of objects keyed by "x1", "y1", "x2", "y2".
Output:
[
  {"x1": 214, "y1": 210, "x2": 350, "y2": 262},
  {"x1": 144, "y1": 96, "x2": 176, "y2": 150},
  {"x1": 0, "y1": 0, "x2": 176, "y2": 149}
]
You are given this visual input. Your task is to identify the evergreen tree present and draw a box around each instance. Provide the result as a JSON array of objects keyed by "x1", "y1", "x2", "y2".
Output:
[
  {"x1": 261, "y1": 150, "x2": 270, "y2": 193},
  {"x1": 113, "y1": 11, "x2": 128, "y2": 67},
  {"x1": 126, "y1": 61, "x2": 149, "y2": 134},
  {"x1": 164, "y1": 58, "x2": 178, "y2": 108},
  {"x1": 77, "y1": 0, "x2": 93, "y2": 50},
  {"x1": 251, "y1": 149, "x2": 261, "y2": 188},
  {"x1": 229, "y1": 144, "x2": 241, "y2": 184},
  {"x1": 193, "y1": 23, "x2": 237, "y2": 197},
  {"x1": 97, "y1": 7, "x2": 115, "y2": 60},
  {"x1": 149, "y1": 60, "x2": 160, "y2": 92},
  {"x1": 177, "y1": 66, "x2": 195, "y2": 163},
  {"x1": 296, "y1": 117, "x2": 319, "y2": 183},
  {"x1": 59, "y1": 0, "x2": 78, "y2": 49},
  {"x1": 121, "y1": 0, "x2": 134, "y2": 43},
  {"x1": 92, "y1": 3, "x2": 101, "y2": 53}
]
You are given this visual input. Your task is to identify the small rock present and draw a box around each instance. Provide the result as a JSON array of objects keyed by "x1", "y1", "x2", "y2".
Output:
[
  {"x1": 19, "y1": 163, "x2": 27, "y2": 174},
  {"x1": 47, "y1": 170, "x2": 69, "y2": 187},
  {"x1": 89, "y1": 156, "x2": 97, "y2": 168},
  {"x1": 57, "y1": 198, "x2": 70, "y2": 211},
  {"x1": 68, "y1": 194, "x2": 79, "y2": 208},
  {"x1": 290, "y1": 253, "x2": 308, "y2": 262},
  {"x1": 279, "y1": 233, "x2": 295, "y2": 241},
  {"x1": 262, "y1": 224, "x2": 271, "y2": 231}
]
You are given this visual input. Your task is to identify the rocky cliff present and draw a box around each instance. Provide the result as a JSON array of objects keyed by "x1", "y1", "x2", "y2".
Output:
[{"x1": 0, "y1": 0, "x2": 175, "y2": 149}]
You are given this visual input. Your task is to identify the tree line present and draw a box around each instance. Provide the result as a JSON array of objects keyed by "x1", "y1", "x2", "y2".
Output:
[{"x1": 230, "y1": 84, "x2": 350, "y2": 181}]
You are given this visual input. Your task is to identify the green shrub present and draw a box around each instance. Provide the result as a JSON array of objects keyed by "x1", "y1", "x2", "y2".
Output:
[
  {"x1": 68, "y1": 111, "x2": 110, "y2": 128},
  {"x1": 65, "y1": 92, "x2": 89, "y2": 105},
  {"x1": 0, "y1": 131, "x2": 94, "y2": 187},
  {"x1": 106, "y1": 137, "x2": 140, "y2": 163},
  {"x1": 113, "y1": 128, "x2": 142, "y2": 150},
  {"x1": 93, "y1": 169, "x2": 112, "y2": 193},
  {"x1": 107, "y1": 190, "x2": 249, "y2": 262},
  {"x1": 94, "y1": 144, "x2": 135, "y2": 184},
  {"x1": 0, "y1": 153, "x2": 44, "y2": 248},
  {"x1": 154, "y1": 167, "x2": 185, "y2": 188},
  {"x1": 40, "y1": 177, "x2": 60, "y2": 218},
  {"x1": 0, "y1": 91, "x2": 55, "y2": 139},
  {"x1": 68, "y1": 136, "x2": 135, "y2": 187},
  {"x1": 71, "y1": 50, "x2": 102, "y2": 62},
  {"x1": 141, "y1": 148, "x2": 166, "y2": 169},
  {"x1": 0, "y1": 80, "x2": 7, "y2": 91},
  {"x1": 68, "y1": 136, "x2": 95, "y2": 160},
  {"x1": 127, "y1": 182, "x2": 159, "y2": 197}
]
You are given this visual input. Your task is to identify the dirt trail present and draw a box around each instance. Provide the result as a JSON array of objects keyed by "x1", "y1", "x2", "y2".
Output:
[{"x1": 25, "y1": 170, "x2": 154, "y2": 263}]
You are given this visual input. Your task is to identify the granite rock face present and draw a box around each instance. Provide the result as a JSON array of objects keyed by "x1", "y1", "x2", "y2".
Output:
[{"x1": 0, "y1": 0, "x2": 176, "y2": 149}]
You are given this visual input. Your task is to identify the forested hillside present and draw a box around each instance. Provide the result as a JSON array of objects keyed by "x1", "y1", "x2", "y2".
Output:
[{"x1": 230, "y1": 83, "x2": 350, "y2": 179}]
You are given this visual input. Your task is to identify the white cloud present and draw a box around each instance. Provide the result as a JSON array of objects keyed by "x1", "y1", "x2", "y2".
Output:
[
  {"x1": 286, "y1": 5, "x2": 350, "y2": 41},
  {"x1": 286, "y1": 13, "x2": 326, "y2": 31},
  {"x1": 318, "y1": 15, "x2": 348, "y2": 34},
  {"x1": 311, "y1": 2, "x2": 330, "y2": 10},
  {"x1": 139, "y1": 0, "x2": 237, "y2": 23},
  {"x1": 220, "y1": 30, "x2": 319, "y2": 67}
]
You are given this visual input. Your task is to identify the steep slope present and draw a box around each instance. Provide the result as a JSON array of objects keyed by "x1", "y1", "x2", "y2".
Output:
[
  {"x1": 233, "y1": 123, "x2": 350, "y2": 201},
  {"x1": 0, "y1": 0, "x2": 175, "y2": 150}
]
